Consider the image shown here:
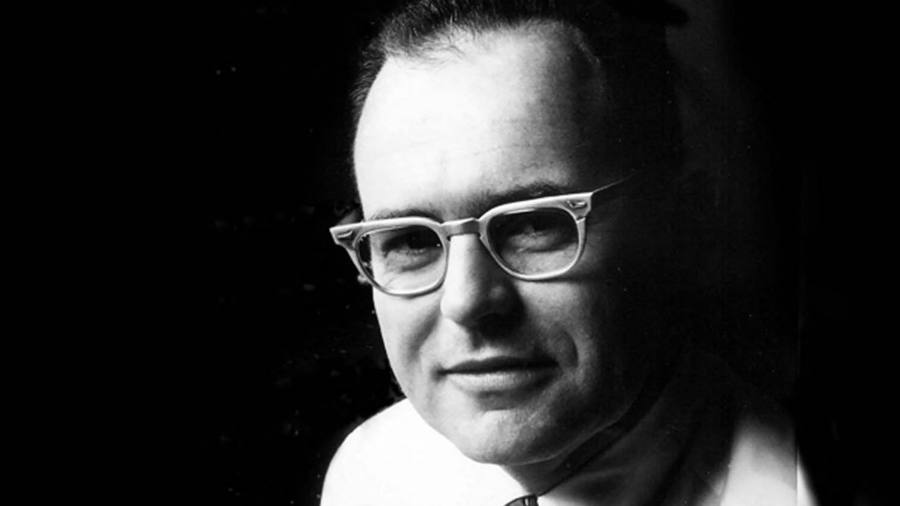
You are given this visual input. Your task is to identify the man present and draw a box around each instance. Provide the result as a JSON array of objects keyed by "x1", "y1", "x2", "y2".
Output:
[{"x1": 322, "y1": 1, "x2": 812, "y2": 504}]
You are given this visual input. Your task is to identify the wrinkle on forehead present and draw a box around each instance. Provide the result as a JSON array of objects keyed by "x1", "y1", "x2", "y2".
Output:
[{"x1": 366, "y1": 178, "x2": 574, "y2": 221}]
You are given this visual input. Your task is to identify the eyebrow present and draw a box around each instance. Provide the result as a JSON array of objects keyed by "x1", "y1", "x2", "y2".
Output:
[{"x1": 366, "y1": 180, "x2": 574, "y2": 221}]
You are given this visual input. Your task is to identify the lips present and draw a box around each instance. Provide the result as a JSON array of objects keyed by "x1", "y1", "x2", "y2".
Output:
[
  {"x1": 444, "y1": 356, "x2": 554, "y2": 374},
  {"x1": 441, "y1": 355, "x2": 556, "y2": 394}
]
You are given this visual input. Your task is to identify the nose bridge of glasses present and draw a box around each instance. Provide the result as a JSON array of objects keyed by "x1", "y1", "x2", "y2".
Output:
[{"x1": 440, "y1": 217, "x2": 481, "y2": 238}]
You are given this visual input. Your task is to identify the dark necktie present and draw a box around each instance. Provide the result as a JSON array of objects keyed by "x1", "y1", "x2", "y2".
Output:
[{"x1": 503, "y1": 495, "x2": 538, "y2": 506}]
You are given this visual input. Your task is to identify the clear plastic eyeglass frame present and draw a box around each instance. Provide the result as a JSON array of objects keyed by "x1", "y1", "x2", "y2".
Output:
[{"x1": 329, "y1": 176, "x2": 634, "y2": 297}]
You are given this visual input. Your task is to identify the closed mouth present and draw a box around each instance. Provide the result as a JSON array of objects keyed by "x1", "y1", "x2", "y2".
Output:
[
  {"x1": 441, "y1": 355, "x2": 557, "y2": 395},
  {"x1": 443, "y1": 356, "x2": 555, "y2": 375}
]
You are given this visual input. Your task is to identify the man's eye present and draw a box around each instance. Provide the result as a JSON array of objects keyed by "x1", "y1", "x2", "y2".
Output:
[
  {"x1": 380, "y1": 228, "x2": 441, "y2": 256},
  {"x1": 492, "y1": 210, "x2": 576, "y2": 252},
  {"x1": 361, "y1": 226, "x2": 443, "y2": 274}
]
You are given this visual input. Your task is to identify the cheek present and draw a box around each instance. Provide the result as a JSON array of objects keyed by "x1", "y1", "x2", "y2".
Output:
[
  {"x1": 526, "y1": 278, "x2": 633, "y2": 391},
  {"x1": 372, "y1": 293, "x2": 439, "y2": 384},
  {"x1": 520, "y1": 280, "x2": 618, "y2": 360}
]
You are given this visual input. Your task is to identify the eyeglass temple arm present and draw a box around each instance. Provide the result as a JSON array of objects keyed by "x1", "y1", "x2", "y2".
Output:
[{"x1": 590, "y1": 172, "x2": 642, "y2": 206}]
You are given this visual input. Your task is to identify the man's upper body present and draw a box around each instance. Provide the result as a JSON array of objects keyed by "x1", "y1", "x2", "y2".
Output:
[{"x1": 323, "y1": 1, "x2": 813, "y2": 504}]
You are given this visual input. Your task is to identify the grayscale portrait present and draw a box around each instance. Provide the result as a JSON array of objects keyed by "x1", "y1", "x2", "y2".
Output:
[{"x1": 202, "y1": 1, "x2": 884, "y2": 505}]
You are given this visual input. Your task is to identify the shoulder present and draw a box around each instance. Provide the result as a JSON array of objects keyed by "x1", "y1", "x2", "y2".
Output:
[
  {"x1": 320, "y1": 399, "x2": 524, "y2": 506},
  {"x1": 716, "y1": 397, "x2": 816, "y2": 506},
  {"x1": 686, "y1": 354, "x2": 816, "y2": 505},
  {"x1": 320, "y1": 400, "x2": 430, "y2": 506},
  {"x1": 327, "y1": 399, "x2": 428, "y2": 460}
]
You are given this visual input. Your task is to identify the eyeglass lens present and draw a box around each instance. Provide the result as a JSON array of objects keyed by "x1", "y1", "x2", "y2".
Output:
[{"x1": 357, "y1": 208, "x2": 579, "y2": 293}]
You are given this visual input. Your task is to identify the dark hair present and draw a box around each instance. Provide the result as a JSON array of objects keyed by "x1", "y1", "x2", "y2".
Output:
[{"x1": 350, "y1": 0, "x2": 687, "y2": 181}]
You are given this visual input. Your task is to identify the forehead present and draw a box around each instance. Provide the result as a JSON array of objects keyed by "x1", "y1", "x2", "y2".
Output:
[{"x1": 353, "y1": 26, "x2": 619, "y2": 219}]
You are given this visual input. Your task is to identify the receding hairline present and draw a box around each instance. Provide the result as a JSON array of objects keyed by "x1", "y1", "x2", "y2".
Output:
[
  {"x1": 377, "y1": 19, "x2": 603, "y2": 83},
  {"x1": 353, "y1": 21, "x2": 618, "y2": 193},
  {"x1": 345, "y1": 3, "x2": 685, "y2": 198},
  {"x1": 350, "y1": 16, "x2": 611, "y2": 129}
]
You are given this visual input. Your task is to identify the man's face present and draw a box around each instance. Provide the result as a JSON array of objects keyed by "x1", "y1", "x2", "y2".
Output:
[{"x1": 353, "y1": 27, "x2": 651, "y2": 466}]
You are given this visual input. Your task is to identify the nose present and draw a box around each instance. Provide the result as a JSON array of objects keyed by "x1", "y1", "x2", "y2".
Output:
[{"x1": 439, "y1": 234, "x2": 518, "y2": 328}]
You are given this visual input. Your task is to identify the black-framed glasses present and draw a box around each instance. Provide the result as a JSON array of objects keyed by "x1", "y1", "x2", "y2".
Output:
[{"x1": 330, "y1": 176, "x2": 634, "y2": 296}]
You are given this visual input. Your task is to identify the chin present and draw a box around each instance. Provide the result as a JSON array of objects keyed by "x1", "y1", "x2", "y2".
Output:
[
  {"x1": 459, "y1": 440, "x2": 546, "y2": 466},
  {"x1": 446, "y1": 413, "x2": 579, "y2": 466}
]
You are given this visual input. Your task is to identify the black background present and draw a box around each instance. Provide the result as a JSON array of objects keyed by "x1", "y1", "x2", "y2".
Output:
[{"x1": 160, "y1": 1, "x2": 892, "y2": 505}]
